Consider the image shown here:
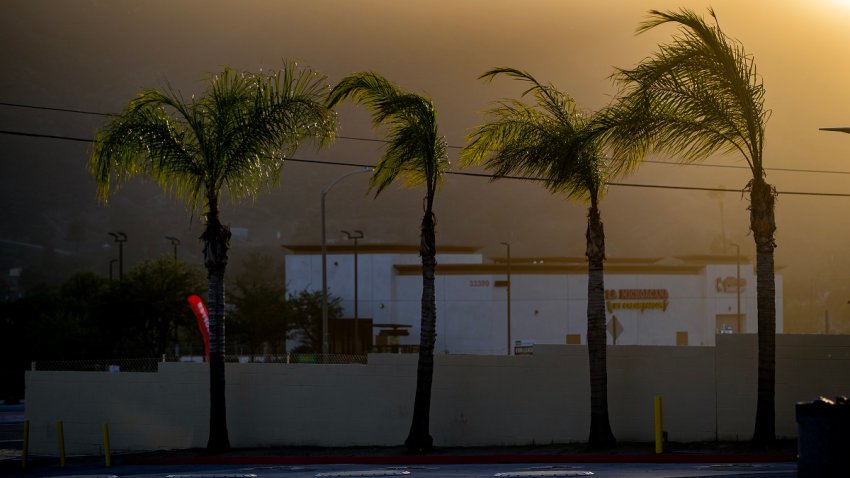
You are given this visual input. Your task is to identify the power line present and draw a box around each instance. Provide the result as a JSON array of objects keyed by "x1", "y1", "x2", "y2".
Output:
[
  {"x1": 337, "y1": 134, "x2": 463, "y2": 150},
  {"x1": 0, "y1": 129, "x2": 93, "y2": 143},
  {"x1": 3, "y1": 100, "x2": 849, "y2": 176},
  {"x1": 0, "y1": 101, "x2": 114, "y2": 117},
  {"x1": 3, "y1": 128, "x2": 850, "y2": 198}
]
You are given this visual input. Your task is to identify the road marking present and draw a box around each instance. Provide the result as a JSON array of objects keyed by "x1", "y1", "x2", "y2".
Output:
[
  {"x1": 495, "y1": 471, "x2": 594, "y2": 477},
  {"x1": 166, "y1": 474, "x2": 257, "y2": 478},
  {"x1": 316, "y1": 470, "x2": 412, "y2": 477}
]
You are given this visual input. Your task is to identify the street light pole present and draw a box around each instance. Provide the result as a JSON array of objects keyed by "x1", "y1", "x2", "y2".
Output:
[
  {"x1": 321, "y1": 168, "x2": 371, "y2": 358},
  {"x1": 165, "y1": 236, "x2": 180, "y2": 261},
  {"x1": 343, "y1": 230, "x2": 364, "y2": 354},
  {"x1": 108, "y1": 232, "x2": 127, "y2": 280},
  {"x1": 501, "y1": 242, "x2": 511, "y2": 355},
  {"x1": 820, "y1": 127, "x2": 848, "y2": 333},
  {"x1": 734, "y1": 243, "x2": 741, "y2": 330}
]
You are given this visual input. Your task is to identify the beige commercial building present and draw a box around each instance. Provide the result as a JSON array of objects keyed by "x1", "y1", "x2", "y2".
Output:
[{"x1": 283, "y1": 245, "x2": 783, "y2": 354}]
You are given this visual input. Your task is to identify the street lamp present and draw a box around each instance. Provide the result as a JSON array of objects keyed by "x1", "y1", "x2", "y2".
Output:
[
  {"x1": 501, "y1": 242, "x2": 511, "y2": 355},
  {"x1": 342, "y1": 230, "x2": 365, "y2": 354},
  {"x1": 108, "y1": 232, "x2": 127, "y2": 280},
  {"x1": 165, "y1": 236, "x2": 180, "y2": 261},
  {"x1": 321, "y1": 167, "x2": 371, "y2": 358},
  {"x1": 109, "y1": 259, "x2": 117, "y2": 281}
]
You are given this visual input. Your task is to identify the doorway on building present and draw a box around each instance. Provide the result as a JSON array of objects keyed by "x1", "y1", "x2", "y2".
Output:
[{"x1": 329, "y1": 318, "x2": 373, "y2": 354}]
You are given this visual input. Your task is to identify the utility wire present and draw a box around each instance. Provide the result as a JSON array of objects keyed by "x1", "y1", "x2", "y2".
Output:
[
  {"x1": 3, "y1": 128, "x2": 850, "y2": 197},
  {"x1": 3, "y1": 100, "x2": 849, "y2": 176},
  {"x1": 0, "y1": 129, "x2": 93, "y2": 143},
  {"x1": 0, "y1": 101, "x2": 114, "y2": 117}
]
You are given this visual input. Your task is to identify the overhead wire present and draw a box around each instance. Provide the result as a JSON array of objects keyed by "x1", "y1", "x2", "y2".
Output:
[
  {"x1": 2, "y1": 101, "x2": 850, "y2": 197},
  {"x1": 5, "y1": 100, "x2": 850, "y2": 175}
]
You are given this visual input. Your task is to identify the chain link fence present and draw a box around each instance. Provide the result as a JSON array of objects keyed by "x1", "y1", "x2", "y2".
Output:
[
  {"x1": 32, "y1": 358, "x2": 161, "y2": 373},
  {"x1": 31, "y1": 353, "x2": 378, "y2": 372},
  {"x1": 224, "y1": 354, "x2": 368, "y2": 364}
]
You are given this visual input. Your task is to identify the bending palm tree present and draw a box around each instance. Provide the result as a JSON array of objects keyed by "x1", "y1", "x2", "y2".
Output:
[
  {"x1": 462, "y1": 67, "x2": 617, "y2": 448},
  {"x1": 327, "y1": 72, "x2": 448, "y2": 452},
  {"x1": 603, "y1": 8, "x2": 775, "y2": 444},
  {"x1": 90, "y1": 63, "x2": 336, "y2": 451}
]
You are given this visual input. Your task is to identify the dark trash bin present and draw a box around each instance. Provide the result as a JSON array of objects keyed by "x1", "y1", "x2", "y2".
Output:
[{"x1": 796, "y1": 396, "x2": 850, "y2": 478}]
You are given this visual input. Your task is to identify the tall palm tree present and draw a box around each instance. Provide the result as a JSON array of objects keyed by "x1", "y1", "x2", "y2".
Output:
[
  {"x1": 89, "y1": 62, "x2": 336, "y2": 451},
  {"x1": 327, "y1": 72, "x2": 448, "y2": 452},
  {"x1": 461, "y1": 67, "x2": 617, "y2": 448},
  {"x1": 603, "y1": 8, "x2": 775, "y2": 444}
]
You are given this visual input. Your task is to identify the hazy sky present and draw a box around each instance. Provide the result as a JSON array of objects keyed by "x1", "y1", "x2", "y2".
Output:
[{"x1": 2, "y1": 1, "x2": 850, "y2": 330}]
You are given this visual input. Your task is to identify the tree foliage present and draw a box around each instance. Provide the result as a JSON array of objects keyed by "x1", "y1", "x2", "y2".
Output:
[
  {"x1": 328, "y1": 71, "x2": 447, "y2": 452},
  {"x1": 286, "y1": 289, "x2": 343, "y2": 354},
  {"x1": 0, "y1": 258, "x2": 205, "y2": 401},
  {"x1": 604, "y1": 8, "x2": 776, "y2": 444},
  {"x1": 89, "y1": 62, "x2": 336, "y2": 451},
  {"x1": 462, "y1": 67, "x2": 617, "y2": 448},
  {"x1": 228, "y1": 253, "x2": 288, "y2": 356}
]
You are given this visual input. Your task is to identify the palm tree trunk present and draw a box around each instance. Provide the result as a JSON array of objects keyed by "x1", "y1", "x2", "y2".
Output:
[
  {"x1": 586, "y1": 205, "x2": 616, "y2": 449},
  {"x1": 405, "y1": 210, "x2": 437, "y2": 453},
  {"x1": 202, "y1": 197, "x2": 231, "y2": 452},
  {"x1": 750, "y1": 176, "x2": 776, "y2": 445}
]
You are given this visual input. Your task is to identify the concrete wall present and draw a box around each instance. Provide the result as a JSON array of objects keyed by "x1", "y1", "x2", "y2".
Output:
[{"x1": 25, "y1": 334, "x2": 850, "y2": 455}]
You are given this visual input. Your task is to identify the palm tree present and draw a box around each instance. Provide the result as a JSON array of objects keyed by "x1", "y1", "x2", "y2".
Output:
[
  {"x1": 461, "y1": 67, "x2": 617, "y2": 448},
  {"x1": 89, "y1": 62, "x2": 336, "y2": 451},
  {"x1": 603, "y1": 8, "x2": 775, "y2": 444},
  {"x1": 327, "y1": 72, "x2": 448, "y2": 452}
]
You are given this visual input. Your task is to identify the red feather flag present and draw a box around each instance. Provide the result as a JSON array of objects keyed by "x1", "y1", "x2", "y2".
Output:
[{"x1": 187, "y1": 294, "x2": 210, "y2": 362}]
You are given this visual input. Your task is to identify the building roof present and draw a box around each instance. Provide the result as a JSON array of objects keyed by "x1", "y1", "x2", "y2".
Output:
[{"x1": 282, "y1": 244, "x2": 481, "y2": 254}]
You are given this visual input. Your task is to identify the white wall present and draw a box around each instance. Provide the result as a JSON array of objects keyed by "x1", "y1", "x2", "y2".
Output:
[{"x1": 25, "y1": 335, "x2": 850, "y2": 455}]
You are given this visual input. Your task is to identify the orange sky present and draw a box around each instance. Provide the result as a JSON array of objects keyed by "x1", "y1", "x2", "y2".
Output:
[{"x1": 2, "y1": 0, "x2": 850, "y2": 331}]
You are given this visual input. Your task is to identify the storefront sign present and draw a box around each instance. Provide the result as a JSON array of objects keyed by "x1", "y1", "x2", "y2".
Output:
[
  {"x1": 716, "y1": 277, "x2": 746, "y2": 293},
  {"x1": 605, "y1": 288, "x2": 669, "y2": 313}
]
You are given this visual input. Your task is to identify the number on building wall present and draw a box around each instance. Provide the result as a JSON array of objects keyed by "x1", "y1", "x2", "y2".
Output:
[{"x1": 469, "y1": 280, "x2": 491, "y2": 287}]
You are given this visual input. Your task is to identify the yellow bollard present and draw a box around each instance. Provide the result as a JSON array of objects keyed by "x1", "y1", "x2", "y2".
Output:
[
  {"x1": 103, "y1": 423, "x2": 111, "y2": 467},
  {"x1": 21, "y1": 419, "x2": 29, "y2": 469},
  {"x1": 57, "y1": 420, "x2": 65, "y2": 467},
  {"x1": 654, "y1": 395, "x2": 663, "y2": 454}
]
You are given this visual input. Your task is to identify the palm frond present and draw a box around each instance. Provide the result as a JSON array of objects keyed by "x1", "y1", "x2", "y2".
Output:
[
  {"x1": 328, "y1": 72, "x2": 448, "y2": 200},
  {"x1": 606, "y1": 8, "x2": 767, "y2": 175},
  {"x1": 90, "y1": 61, "x2": 336, "y2": 210},
  {"x1": 90, "y1": 92, "x2": 201, "y2": 203},
  {"x1": 462, "y1": 68, "x2": 606, "y2": 204}
]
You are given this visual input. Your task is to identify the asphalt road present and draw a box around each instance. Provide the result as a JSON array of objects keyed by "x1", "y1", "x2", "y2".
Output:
[{"x1": 0, "y1": 403, "x2": 24, "y2": 453}]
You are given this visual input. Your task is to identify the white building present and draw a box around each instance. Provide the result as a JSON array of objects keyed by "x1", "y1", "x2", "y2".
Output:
[{"x1": 283, "y1": 244, "x2": 783, "y2": 354}]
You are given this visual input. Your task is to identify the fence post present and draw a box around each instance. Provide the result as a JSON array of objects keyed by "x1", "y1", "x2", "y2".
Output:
[
  {"x1": 103, "y1": 423, "x2": 111, "y2": 467},
  {"x1": 21, "y1": 419, "x2": 29, "y2": 469},
  {"x1": 57, "y1": 420, "x2": 65, "y2": 467},
  {"x1": 654, "y1": 395, "x2": 664, "y2": 454}
]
